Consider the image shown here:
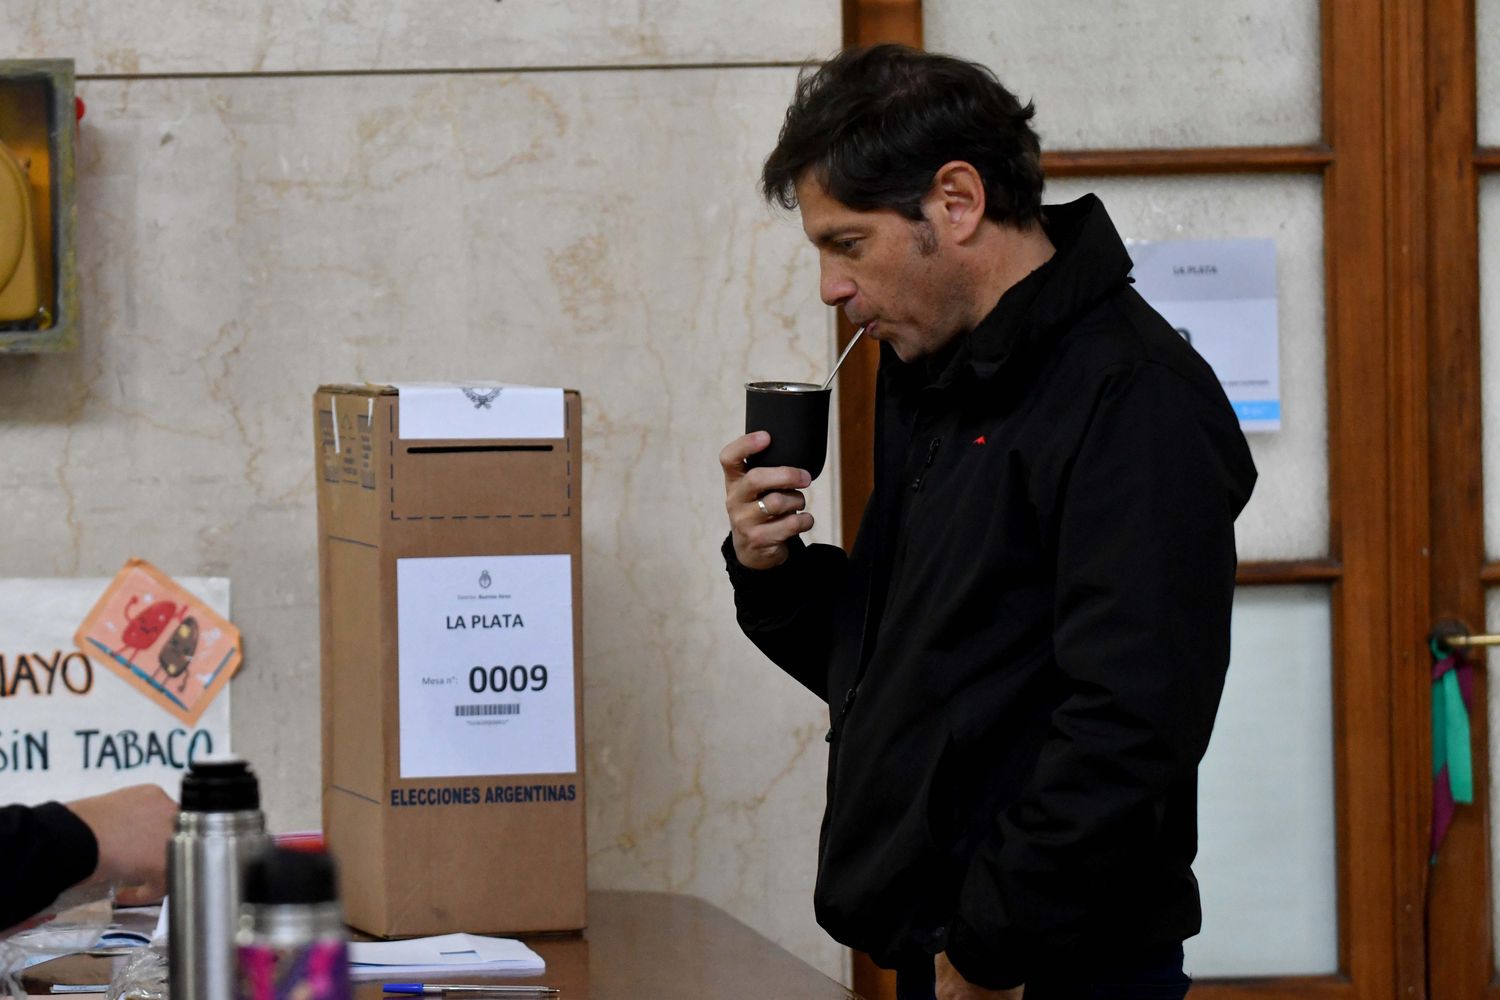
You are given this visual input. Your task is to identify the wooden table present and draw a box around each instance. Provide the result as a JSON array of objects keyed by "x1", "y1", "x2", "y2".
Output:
[
  {"x1": 353, "y1": 891, "x2": 860, "y2": 1000},
  {"x1": 24, "y1": 891, "x2": 860, "y2": 1000}
]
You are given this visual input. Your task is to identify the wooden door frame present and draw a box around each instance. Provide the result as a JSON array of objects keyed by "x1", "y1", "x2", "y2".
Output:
[
  {"x1": 837, "y1": 1, "x2": 1419, "y2": 997},
  {"x1": 1425, "y1": 0, "x2": 1498, "y2": 997}
]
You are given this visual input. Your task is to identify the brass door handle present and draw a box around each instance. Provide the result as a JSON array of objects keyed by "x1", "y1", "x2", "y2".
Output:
[
  {"x1": 1431, "y1": 619, "x2": 1499, "y2": 655},
  {"x1": 1441, "y1": 633, "x2": 1500, "y2": 648}
]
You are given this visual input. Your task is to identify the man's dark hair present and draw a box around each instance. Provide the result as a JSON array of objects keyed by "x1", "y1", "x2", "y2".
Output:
[{"x1": 761, "y1": 44, "x2": 1044, "y2": 228}]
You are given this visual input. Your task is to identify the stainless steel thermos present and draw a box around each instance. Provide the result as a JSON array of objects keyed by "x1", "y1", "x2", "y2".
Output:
[
  {"x1": 168, "y1": 756, "x2": 272, "y2": 1000},
  {"x1": 235, "y1": 847, "x2": 351, "y2": 1000}
]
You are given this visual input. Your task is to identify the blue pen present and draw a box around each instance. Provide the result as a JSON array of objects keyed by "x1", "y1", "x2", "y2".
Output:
[{"x1": 384, "y1": 986, "x2": 559, "y2": 997}]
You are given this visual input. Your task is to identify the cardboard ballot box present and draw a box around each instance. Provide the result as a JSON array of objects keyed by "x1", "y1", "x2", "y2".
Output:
[{"x1": 314, "y1": 383, "x2": 585, "y2": 937}]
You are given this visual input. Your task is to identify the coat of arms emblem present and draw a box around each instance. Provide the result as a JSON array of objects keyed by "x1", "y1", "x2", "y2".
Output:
[{"x1": 461, "y1": 386, "x2": 501, "y2": 409}]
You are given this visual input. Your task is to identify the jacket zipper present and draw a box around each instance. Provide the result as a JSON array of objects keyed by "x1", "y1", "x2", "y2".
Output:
[
  {"x1": 885, "y1": 433, "x2": 942, "y2": 600},
  {"x1": 826, "y1": 434, "x2": 942, "y2": 749},
  {"x1": 826, "y1": 685, "x2": 857, "y2": 742},
  {"x1": 819, "y1": 393, "x2": 937, "y2": 870},
  {"x1": 911, "y1": 436, "x2": 941, "y2": 492}
]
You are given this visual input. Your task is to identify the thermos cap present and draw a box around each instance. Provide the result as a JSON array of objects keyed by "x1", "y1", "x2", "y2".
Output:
[
  {"x1": 180, "y1": 755, "x2": 260, "y2": 812},
  {"x1": 243, "y1": 846, "x2": 340, "y2": 905}
]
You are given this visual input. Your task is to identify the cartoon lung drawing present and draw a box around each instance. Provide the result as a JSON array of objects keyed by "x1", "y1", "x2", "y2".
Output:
[
  {"x1": 156, "y1": 615, "x2": 200, "y2": 692},
  {"x1": 115, "y1": 596, "x2": 186, "y2": 666}
]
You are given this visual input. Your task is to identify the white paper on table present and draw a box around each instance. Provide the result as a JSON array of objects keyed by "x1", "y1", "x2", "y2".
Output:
[{"x1": 347, "y1": 933, "x2": 545, "y2": 979}]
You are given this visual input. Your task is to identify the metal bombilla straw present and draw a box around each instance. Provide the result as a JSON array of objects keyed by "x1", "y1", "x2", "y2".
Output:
[{"x1": 822, "y1": 324, "x2": 868, "y2": 391}]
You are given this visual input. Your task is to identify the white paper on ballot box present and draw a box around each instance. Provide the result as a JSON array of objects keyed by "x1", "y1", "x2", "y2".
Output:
[
  {"x1": 390, "y1": 382, "x2": 565, "y2": 440},
  {"x1": 1126, "y1": 238, "x2": 1282, "y2": 433},
  {"x1": 0, "y1": 578, "x2": 232, "y2": 804},
  {"x1": 397, "y1": 554, "x2": 577, "y2": 779}
]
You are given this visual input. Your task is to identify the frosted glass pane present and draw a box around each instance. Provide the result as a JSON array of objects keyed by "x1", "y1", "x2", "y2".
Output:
[
  {"x1": 1482, "y1": 179, "x2": 1500, "y2": 559},
  {"x1": 925, "y1": 0, "x2": 1320, "y2": 149},
  {"x1": 1044, "y1": 175, "x2": 1327, "y2": 561},
  {"x1": 1488, "y1": 588, "x2": 1500, "y2": 963},
  {"x1": 1481, "y1": 0, "x2": 1500, "y2": 146},
  {"x1": 1187, "y1": 586, "x2": 1337, "y2": 978}
]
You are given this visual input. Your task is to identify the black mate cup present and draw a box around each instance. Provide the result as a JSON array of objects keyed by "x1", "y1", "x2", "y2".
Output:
[{"x1": 744, "y1": 381, "x2": 832, "y2": 480}]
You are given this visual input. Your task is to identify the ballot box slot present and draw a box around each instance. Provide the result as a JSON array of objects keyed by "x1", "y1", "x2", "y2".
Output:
[{"x1": 405, "y1": 444, "x2": 555, "y2": 455}]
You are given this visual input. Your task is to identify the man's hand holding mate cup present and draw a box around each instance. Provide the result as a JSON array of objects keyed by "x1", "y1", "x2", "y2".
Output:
[{"x1": 721, "y1": 431, "x2": 814, "y2": 570}]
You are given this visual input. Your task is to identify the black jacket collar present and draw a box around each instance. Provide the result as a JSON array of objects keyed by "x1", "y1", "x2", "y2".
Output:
[{"x1": 887, "y1": 194, "x2": 1134, "y2": 394}]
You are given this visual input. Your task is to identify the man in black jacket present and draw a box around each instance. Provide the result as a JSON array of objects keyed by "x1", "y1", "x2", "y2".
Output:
[{"x1": 718, "y1": 45, "x2": 1256, "y2": 1000}]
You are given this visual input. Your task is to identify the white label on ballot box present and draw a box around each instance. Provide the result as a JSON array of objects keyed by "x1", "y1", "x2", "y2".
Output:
[
  {"x1": 397, "y1": 554, "x2": 576, "y2": 778},
  {"x1": 390, "y1": 382, "x2": 565, "y2": 440}
]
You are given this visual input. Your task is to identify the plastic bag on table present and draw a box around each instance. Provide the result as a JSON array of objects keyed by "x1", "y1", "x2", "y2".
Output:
[
  {"x1": 105, "y1": 944, "x2": 168, "y2": 1000},
  {"x1": 0, "y1": 883, "x2": 115, "y2": 999},
  {"x1": 0, "y1": 944, "x2": 21, "y2": 1000}
]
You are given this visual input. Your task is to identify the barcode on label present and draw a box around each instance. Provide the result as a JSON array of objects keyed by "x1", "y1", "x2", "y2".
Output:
[{"x1": 455, "y1": 703, "x2": 521, "y2": 717}]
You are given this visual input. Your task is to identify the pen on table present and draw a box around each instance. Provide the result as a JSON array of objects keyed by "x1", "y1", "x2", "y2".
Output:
[{"x1": 382, "y1": 986, "x2": 560, "y2": 997}]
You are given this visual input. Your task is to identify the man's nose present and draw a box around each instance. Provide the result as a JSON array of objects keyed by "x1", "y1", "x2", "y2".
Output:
[{"x1": 820, "y1": 266, "x2": 855, "y2": 308}]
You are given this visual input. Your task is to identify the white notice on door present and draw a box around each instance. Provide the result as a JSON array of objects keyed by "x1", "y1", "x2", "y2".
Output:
[
  {"x1": 1126, "y1": 238, "x2": 1281, "y2": 433},
  {"x1": 397, "y1": 554, "x2": 576, "y2": 779}
]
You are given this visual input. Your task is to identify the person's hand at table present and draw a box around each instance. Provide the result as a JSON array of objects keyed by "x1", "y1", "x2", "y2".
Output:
[
  {"x1": 720, "y1": 431, "x2": 814, "y2": 570},
  {"x1": 66, "y1": 784, "x2": 178, "y2": 904},
  {"x1": 935, "y1": 953, "x2": 1023, "y2": 1000}
]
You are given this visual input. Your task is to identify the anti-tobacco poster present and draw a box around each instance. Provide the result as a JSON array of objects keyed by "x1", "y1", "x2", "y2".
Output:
[{"x1": 0, "y1": 577, "x2": 232, "y2": 804}]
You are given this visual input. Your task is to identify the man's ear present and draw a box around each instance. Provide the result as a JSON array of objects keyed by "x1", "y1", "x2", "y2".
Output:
[{"x1": 925, "y1": 161, "x2": 987, "y2": 243}]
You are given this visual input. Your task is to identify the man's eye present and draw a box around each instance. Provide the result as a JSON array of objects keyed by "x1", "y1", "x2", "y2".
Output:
[{"x1": 835, "y1": 239, "x2": 861, "y2": 254}]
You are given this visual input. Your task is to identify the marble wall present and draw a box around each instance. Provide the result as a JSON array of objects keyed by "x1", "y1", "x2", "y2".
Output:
[
  {"x1": 4, "y1": 4, "x2": 847, "y2": 982},
  {"x1": 9, "y1": 1, "x2": 840, "y2": 74}
]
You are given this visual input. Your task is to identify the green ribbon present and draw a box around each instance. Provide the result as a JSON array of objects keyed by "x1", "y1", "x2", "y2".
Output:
[{"x1": 1432, "y1": 668, "x2": 1474, "y2": 804}]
